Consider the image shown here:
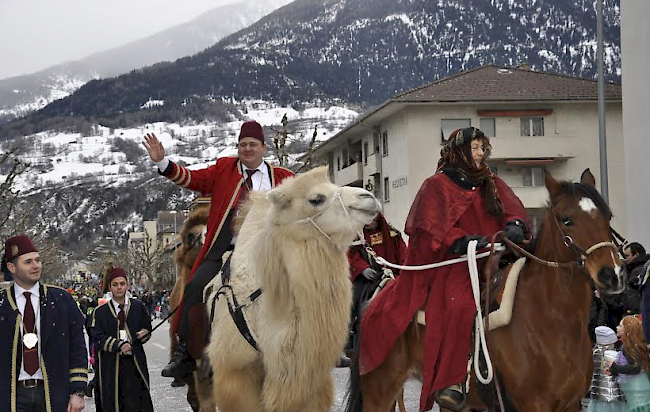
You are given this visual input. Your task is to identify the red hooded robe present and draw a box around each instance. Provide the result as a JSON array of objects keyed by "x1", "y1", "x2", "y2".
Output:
[{"x1": 359, "y1": 172, "x2": 528, "y2": 411}]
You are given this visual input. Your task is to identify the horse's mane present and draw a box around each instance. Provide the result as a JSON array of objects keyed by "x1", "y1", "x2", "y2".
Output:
[
  {"x1": 528, "y1": 181, "x2": 611, "y2": 254},
  {"x1": 553, "y1": 182, "x2": 612, "y2": 219}
]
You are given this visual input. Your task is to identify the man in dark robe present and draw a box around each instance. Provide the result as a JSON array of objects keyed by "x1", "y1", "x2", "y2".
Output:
[
  {"x1": 90, "y1": 267, "x2": 154, "y2": 412},
  {"x1": 359, "y1": 127, "x2": 529, "y2": 411}
]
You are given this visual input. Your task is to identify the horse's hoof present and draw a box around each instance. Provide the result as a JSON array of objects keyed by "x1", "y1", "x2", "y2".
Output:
[{"x1": 435, "y1": 384, "x2": 466, "y2": 412}]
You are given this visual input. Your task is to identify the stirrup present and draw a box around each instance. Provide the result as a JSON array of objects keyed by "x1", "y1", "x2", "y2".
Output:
[{"x1": 435, "y1": 383, "x2": 467, "y2": 412}]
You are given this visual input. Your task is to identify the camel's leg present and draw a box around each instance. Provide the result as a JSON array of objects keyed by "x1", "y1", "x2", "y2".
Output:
[
  {"x1": 193, "y1": 371, "x2": 215, "y2": 412},
  {"x1": 298, "y1": 375, "x2": 334, "y2": 412},
  {"x1": 360, "y1": 327, "x2": 414, "y2": 412},
  {"x1": 214, "y1": 368, "x2": 263, "y2": 412}
]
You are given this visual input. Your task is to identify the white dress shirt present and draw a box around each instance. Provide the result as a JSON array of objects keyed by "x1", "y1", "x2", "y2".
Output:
[
  {"x1": 242, "y1": 162, "x2": 271, "y2": 192},
  {"x1": 14, "y1": 282, "x2": 43, "y2": 380}
]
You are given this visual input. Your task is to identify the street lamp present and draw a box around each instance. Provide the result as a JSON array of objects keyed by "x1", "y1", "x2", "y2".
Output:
[{"x1": 170, "y1": 210, "x2": 178, "y2": 280}]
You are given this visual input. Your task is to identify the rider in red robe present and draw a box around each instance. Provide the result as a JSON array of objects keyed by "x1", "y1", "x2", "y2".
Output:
[{"x1": 359, "y1": 127, "x2": 529, "y2": 411}]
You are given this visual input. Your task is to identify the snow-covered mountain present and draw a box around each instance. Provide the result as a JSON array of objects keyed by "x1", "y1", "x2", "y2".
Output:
[
  {"x1": 6, "y1": 0, "x2": 620, "y2": 131},
  {"x1": 0, "y1": 0, "x2": 291, "y2": 123},
  {"x1": 3, "y1": 101, "x2": 357, "y2": 252}
]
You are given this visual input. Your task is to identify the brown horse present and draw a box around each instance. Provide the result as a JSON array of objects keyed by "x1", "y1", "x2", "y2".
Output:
[
  {"x1": 345, "y1": 169, "x2": 626, "y2": 412},
  {"x1": 168, "y1": 206, "x2": 215, "y2": 412}
]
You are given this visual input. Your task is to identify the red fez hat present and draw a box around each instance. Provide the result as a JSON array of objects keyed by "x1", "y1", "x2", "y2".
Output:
[
  {"x1": 4, "y1": 235, "x2": 38, "y2": 261},
  {"x1": 107, "y1": 267, "x2": 128, "y2": 284},
  {"x1": 238, "y1": 121, "x2": 265, "y2": 144}
]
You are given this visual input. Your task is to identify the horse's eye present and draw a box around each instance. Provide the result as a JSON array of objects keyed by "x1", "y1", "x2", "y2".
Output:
[
  {"x1": 562, "y1": 218, "x2": 573, "y2": 227},
  {"x1": 309, "y1": 194, "x2": 326, "y2": 206}
]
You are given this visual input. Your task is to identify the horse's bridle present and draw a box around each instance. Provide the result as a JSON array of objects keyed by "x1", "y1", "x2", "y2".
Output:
[
  {"x1": 548, "y1": 206, "x2": 619, "y2": 267},
  {"x1": 290, "y1": 189, "x2": 367, "y2": 245},
  {"x1": 501, "y1": 207, "x2": 618, "y2": 269}
]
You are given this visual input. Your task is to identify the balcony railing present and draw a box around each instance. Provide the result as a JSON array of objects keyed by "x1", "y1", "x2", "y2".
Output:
[
  {"x1": 336, "y1": 162, "x2": 363, "y2": 186},
  {"x1": 490, "y1": 136, "x2": 578, "y2": 160}
]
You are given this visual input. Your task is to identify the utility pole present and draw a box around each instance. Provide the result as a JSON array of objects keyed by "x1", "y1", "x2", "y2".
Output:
[{"x1": 597, "y1": 0, "x2": 609, "y2": 203}]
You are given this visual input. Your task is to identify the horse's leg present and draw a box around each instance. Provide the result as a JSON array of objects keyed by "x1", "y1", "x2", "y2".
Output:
[
  {"x1": 360, "y1": 325, "x2": 414, "y2": 412},
  {"x1": 213, "y1": 368, "x2": 263, "y2": 412}
]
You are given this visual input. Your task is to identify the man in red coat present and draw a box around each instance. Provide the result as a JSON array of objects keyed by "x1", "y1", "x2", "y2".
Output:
[
  {"x1": 143, "y1": 121, "x2": 294, "y2": 379},
  {"x1": 359, "y1": 127, "x2": 529, "y2": 411},
  {"x1": 348, "y1": 213, "x2": 406, "y2": 327}
]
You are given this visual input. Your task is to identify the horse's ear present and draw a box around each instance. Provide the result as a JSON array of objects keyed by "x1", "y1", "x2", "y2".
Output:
[
  {"x1": 267, "y1": 187, "x2": 289, "y2": 209},
  {"x1": 580, "y1": 168, "x2": 596, "y2": 188},
  {"x1": 545, "y1": 169, "x2": 562, "y2": 199}
]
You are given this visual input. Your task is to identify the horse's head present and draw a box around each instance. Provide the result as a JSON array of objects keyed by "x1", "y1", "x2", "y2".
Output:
[
  {"x1": 267, "y1": 166, "x2": 381, "y2": 245},
  {"x1": 544, "y1": 168, "x2": 626, "y2": 294}
]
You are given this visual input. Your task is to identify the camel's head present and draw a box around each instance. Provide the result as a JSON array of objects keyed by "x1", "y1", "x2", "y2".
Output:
[{"x1": 267, "y1": 166, "x2": 381, "y2": 245}]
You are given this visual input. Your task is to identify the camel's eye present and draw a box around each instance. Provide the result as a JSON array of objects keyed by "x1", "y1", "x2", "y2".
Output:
[
  {"x1": 186, "y1": 233, "x2": 196, "y2": 244},
  {"x1": 309, "y1": 194, "x2": 326, "y2": 206}
]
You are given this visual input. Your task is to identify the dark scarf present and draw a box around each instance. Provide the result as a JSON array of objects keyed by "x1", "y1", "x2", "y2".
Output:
[{"x1": 438, "y1": 129, "x2": 504, "y2": 219}]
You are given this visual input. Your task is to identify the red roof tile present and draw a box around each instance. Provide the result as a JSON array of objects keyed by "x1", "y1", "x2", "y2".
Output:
[{"x1": 394, "y1": 65, "x2": 622, "y2": 102}]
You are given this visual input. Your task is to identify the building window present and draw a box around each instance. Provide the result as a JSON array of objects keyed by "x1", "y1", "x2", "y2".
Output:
[
  {"x1": 520, "y1": 117, "x2": 544, "y2": 137},
  {"x1": 337, "y1": 156, "x2": 341, "y2": 171},
  {"x1": 373, "y1": 134, "x2": 380, "y2": 154},
  {"x1": 383, "y1": 177, "x2": 390, "y2": 202},
  {"x1": 382, "y1": 132, "x2": 388, "y2": 156},
  {"x1": 522, "y1": 167, "x2": 545, "y2": 187},
  {"x1": 480, "y1": 118, "x2": 496, "y2": 137},
  {"x1": 342, "y1": 147, "x2": 349, "y2": 168},
  {"x1": 441, "y1": 119, "x2": 471, "y2": 142},
  {"x1": 363, "y1": 142, "x2": 369, "y2": 165}
]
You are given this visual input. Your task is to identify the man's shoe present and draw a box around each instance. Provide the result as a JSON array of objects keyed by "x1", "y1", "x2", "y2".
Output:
[
  {"x1": 162, "y1": 340, "x2": 196, "y2": 378},
  {"x1": 435, "y1": 383, "x2": 466, "y2": 412},
  {"x1": 170, "y1": 377, "x2": 186, "y2": 388}
]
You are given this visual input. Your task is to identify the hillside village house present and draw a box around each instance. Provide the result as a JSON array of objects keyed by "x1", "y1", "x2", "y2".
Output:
[{"x1": 311, "y1": 65, "x2": 624, "y2": 236}]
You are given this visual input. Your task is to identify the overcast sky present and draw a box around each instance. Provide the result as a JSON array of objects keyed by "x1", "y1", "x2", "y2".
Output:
[{"x1": 0, "y1": 0, "x2": 243, "y2": 80}]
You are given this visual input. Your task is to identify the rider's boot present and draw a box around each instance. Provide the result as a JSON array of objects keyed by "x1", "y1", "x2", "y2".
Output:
[
  {"x1": 435, "y1": 382, "x2": 467, "y2": 412},
  {"x1": 161, "y1": 339, "x2": 196, "y2": 378}
]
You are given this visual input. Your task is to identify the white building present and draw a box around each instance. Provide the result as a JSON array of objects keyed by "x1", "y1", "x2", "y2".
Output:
[
  {"x1": 621, "y1": 1, "x2": 650, "y2": 247},
  {"x1": 312, "y1": 65, "x2": 624, "y2": 235}
]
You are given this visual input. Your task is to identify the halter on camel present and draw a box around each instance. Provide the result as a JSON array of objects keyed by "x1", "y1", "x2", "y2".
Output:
[{"x1": 211, "y1": 187, "x2": 374, "y2": 352}]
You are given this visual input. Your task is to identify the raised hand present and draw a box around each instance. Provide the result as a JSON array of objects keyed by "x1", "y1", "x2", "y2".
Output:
[{"x1": 142, "y1": 133, "x2": 166, "y2": 162}]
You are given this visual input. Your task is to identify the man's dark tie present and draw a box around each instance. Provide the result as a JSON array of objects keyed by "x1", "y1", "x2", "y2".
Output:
[
  {"x1": 22, "y1": 291, "x2": 38, "y2": 375},
  {"x1": 240, "y1": 169, "x2": 258, "y2": 202},
  {"x1": 118, "y1": 304, "x2": 126, "y2": 330},
  {"x1": 231, "y1": 169, "x2": 258, "y2": 233}
]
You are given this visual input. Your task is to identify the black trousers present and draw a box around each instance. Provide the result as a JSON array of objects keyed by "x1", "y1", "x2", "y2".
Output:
[{"x1": 16, "y1": 381, "x2": 46, "y2": 412}]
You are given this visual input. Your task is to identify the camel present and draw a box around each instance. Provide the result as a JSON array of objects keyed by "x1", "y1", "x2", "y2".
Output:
[
  {"x1": 206, "y1": 166, "x2": 381, "y2": 412},
  {"x1": 168, "y1": 206, "x2": 215, "y2": 412}
]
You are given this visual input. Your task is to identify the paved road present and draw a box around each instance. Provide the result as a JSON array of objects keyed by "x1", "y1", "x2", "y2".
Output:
[{"x1": 84, "y1": 321, "x2": 428, "y2": 412}]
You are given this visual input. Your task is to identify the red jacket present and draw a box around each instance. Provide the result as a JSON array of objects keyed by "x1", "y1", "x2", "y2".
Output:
[
  {"x1": 163, "y1": 156, "x2": 294, "y2": 281},
  {"x1": 162, "y1": 157, "x2": 294, "y2": 332},
  {"x1": 348, "y1": 216, "x2": 407, "y2": 282},
  {"x1": 360, "y1": 172, "x2": 528, "y2": 411}
]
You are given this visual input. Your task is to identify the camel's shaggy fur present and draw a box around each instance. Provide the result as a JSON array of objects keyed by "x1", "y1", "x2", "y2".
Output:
[
  {"x1": 168, "y1": 206, "x2": 215, "y2": 412},
  {"x1": 207, "y1": 167, "x2": 381, "y2": 412}
]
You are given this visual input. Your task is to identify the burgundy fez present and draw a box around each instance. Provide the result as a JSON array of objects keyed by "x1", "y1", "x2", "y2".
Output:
[
  {"x1": 4, "y1": 235, "x2": 38, "y2": 262},
  {"x1": 239, "y1": 121, "x2": 265, "y2": 143},
  {"x1": 107, "y1": 267, "x2": 128, "y2": 284}
]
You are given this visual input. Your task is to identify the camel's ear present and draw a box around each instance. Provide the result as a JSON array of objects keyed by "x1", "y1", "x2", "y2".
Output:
[
  {"x1": 267, "y1": 187, "x2": 289, "y2": 209},
  {"x1": 545, "y1": 169, "x2": 562, "y2": 200},
  {"x1": 580, "y1": 168, "x2": 596, "y2": 188}
]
